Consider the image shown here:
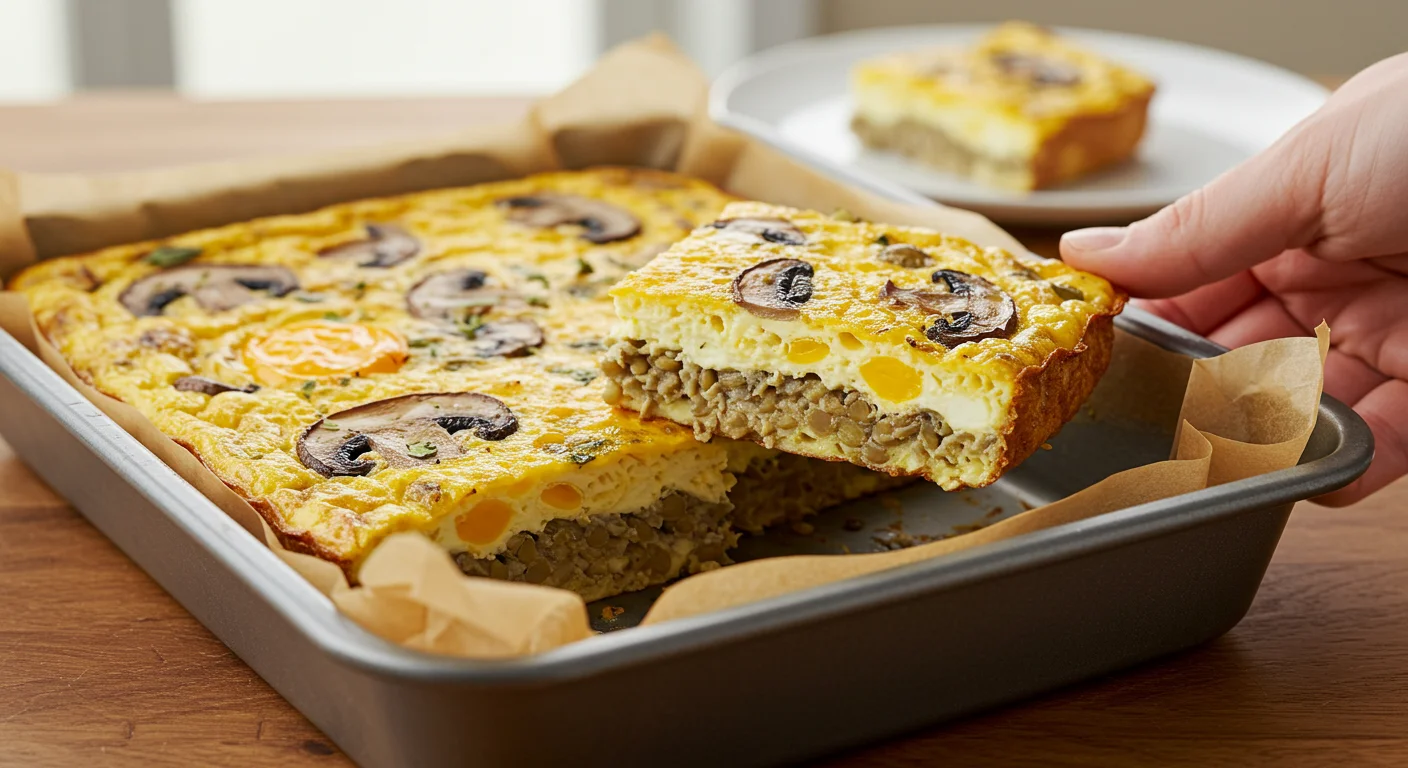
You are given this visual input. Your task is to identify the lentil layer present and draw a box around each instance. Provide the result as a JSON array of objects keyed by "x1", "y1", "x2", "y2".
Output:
[{"x1": 602, "y1": 339, "x2": 1002, "y2": 482}]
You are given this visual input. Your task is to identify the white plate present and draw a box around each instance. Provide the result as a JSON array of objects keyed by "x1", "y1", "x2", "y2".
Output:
[{"x1": 712, "y1": 25, "x2": 1330, "y2": 226}]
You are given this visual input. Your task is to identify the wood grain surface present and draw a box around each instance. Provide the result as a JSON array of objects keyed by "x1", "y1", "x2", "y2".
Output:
[{"x1": 2, "y1": 89, "x2": 1405, "y2": 768}]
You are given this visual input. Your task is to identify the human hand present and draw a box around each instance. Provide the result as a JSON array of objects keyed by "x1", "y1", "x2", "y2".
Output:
[{"x1": 1060, "y1": 53, "x2": 1408, "y2": 505}]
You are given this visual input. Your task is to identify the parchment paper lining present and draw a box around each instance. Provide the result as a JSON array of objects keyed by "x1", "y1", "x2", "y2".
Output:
[{"x1": 0, "y1": 37, "x2": 1328, "y2": 658}]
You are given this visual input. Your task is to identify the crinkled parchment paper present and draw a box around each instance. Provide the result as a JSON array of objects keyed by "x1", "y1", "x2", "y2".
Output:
[{"x1": 0, "y1": 37, "x2": 1329, "y2": 658}]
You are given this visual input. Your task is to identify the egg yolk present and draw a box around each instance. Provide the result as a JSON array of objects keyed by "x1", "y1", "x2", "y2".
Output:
[
  {"x1": 540, "y1": 483, "x2": 583, "y2": 511},
  {"x1": 786, "y1": 338, "x2": 830, "y2": 365},
  {"x1": 455, "y1": 499, "x2": 515, "y2": 545},
  {"x1": 244, "y1": 321, "x2": 408, "y2": 386},
  {"x1": 860, "y1": 356, "x2": 924, "y2": 403}
]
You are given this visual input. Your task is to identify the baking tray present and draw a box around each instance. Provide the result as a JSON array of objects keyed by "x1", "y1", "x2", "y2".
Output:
[{"x1": 0, "y1": 165, "x2": 1373, "y2": 766}]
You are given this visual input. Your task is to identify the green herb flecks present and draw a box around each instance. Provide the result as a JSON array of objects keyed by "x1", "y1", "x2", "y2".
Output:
[
  {"x1": 456, "y1": 314, "x2": 485, "y2": 339},
  {"x1": 406, "y1": 441, "x2": 438, "y2": 459},
  {"x1": 567, "y1": 339, "x2": 604, "y2": 351},
  {"x1": 300, "y1": 380, "x2": 317, "y2": 397},
  {"x1": 876, "y1": 234, "x2": 891, "y2": 246},
  {"x1": 322, "y1": 311, "x2": 343, "y2": 321},
  {"x1": 408, "y1": 337, "x2": 437, "y2": 348},
  {"x1": 338, "y1": 377, "x2": 352, "y2": 386},
  {"x1": 144, "y1": 245, "x2": 202, "y2": 268},
  {"x1": 526, "y1": 296, "x2": 549, "y2": 308},
  {"x1": 293, "y1": 293, "x2": 326, "y2": 303},
  {"x1": 549, "y1": 367, "x2": 599, "y2": 386},
  {"x1": 576, "y1": 257, "x2": 594, "y2": 276},
  {"x1": 525, "y1": 273, "x2": 550, "y2": 288},
  {"x1": 563, "y1": 438, "x2": 608, "y2": 466}
]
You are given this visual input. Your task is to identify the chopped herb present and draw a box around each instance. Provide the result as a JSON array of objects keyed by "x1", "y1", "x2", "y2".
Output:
[
  {"x1": 525, "y1": 273, "x2": 550, "y2": 288},
  {"x1": 408, "y1": 338, "x2": 437, "y2": 348},
  {"x1": 354, "y1": 280, "x2": 367, "y2": 293},
  {"x1": 567, "y1": 339, "x2": 605, "y2": 351},
  {"x1": 144, "y1": 245, "x2": 202, "y2": 268},
  {"x1": 322, "y1": 420, "x2": 342, "y2": 431},
  {"x1": 876, "y1": 234, "x2": 891, "y2": 246},
  {"x1": 300, "y1": 380, "x2": 317, "y2": 396},
  {"x1": 456, "y1": 314, "x2": 485, "y2": 339},
  {"x1": 293, "y1": 293, "x2": 325, "y2": 303},
  {"x1": 338, "y1": 377, "x2": 351, "y2": 386},
  {"x1": 406, "y1": 441, "x2": 438, "y2": 459},
  {"x1": 526, "y1": 296, "x2": 549, "y2": 308},
  {"x1": 563, "y1": 438, "x2": 608, "y2": 465},
  {"x1": 549, "y1": 367, "x2": 599, "y2": 385},
  {"x1": 322, "y1": 311, "x2": 342, "y2": 321},
  {"x1": 576, "y1": 257, "x2": 594, "y2": 276}
]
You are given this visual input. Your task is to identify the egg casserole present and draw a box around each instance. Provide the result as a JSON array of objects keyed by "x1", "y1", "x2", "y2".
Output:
[
  {"x1": 9, "y1": 168, "x2": 902, "y2": 602},
  {"x1": 851, "y1": 21, "x2": 1155, "y2": 191},
  {"x1": 605, "y1": 202, "x2": 1125, "y2": 489}
]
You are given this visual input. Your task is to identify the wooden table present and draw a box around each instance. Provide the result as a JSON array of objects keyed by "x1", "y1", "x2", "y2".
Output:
[{"x1": 2, "y1": 92, "x2": 1405, "y2": 768}]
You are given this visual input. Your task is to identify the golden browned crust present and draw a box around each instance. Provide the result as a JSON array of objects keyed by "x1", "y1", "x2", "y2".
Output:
[
  {"x1": 994, "y1": 292, "x2": 1124, "y2": 477},
  {"x1": 1030, "y1": 93, "x2": 1152, "y2": 189}
]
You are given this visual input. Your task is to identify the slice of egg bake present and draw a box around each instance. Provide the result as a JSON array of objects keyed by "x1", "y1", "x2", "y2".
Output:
[
  {"x1": 851, "y1": 22, "x2": 1155, "y2": 191},
  {"x1": 606, "y1": 202, "x2": 1125, "y2": 490},
  {"x1": 9, "y1": 169, "x2": 902, "y2": 602}
]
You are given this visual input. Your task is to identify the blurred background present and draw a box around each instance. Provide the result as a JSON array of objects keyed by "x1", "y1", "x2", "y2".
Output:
[{"x1": 1, "y1": 0, "x2": 1401, "y2": 102}]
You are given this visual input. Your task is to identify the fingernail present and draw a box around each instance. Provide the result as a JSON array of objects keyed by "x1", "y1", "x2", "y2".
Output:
[{"x1": 1061, "y1": 227, "x2": 1127, "y2": 253}]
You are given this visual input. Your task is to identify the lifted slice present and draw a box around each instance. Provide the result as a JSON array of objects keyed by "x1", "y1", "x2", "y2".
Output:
[{"x1": 606, "y1": 201, "x2": 1125, "y2": 489}]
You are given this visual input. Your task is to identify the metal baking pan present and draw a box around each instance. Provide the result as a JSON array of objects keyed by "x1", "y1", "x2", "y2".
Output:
[{"x1": 0, "y1": 164, "x2": 1373, "y2": 766}]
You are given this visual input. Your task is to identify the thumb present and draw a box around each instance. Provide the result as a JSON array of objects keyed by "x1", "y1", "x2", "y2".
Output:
[{"x1": 1059, "y1": 131, "x2": 1325, "y2": 298}]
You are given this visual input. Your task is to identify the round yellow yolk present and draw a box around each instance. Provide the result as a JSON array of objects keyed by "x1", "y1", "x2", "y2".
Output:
[
  {"x1": 244, "y1": 321, "x2": 408, "y2": 385},
  {"x1": 540, "y1": 483, "x2": 583, "y2": 511},
  {"x1": 786, "y1": 338, "x2": 830, "y2": 365},
  {"x1": 860, "y1": 356, "x2": 924, "y2": 403},
  {"x1": 455, "y1": 499, "x2": 514, "y2": 545}
]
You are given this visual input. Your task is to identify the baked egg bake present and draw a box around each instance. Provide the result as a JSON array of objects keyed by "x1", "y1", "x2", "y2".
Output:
[
  {"x1": 605, "y1": 201, "x2": 1125, "y2": 489},
  {"x1": 9, "y1": 168, "x2": 901, "y2": 602},
  {"x1": 851, "y1": 21, "x2": 1155, "y2": 191}
]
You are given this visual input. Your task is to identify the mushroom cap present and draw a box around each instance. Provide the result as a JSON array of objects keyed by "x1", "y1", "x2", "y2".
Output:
[
  {"x1": 498, "y1": 194, "x2": 640, "y2": 244},
  {"x1": 173, "y1": 375, "x2": 258, "y2": 396},
  {"x1": 879, "y1": 269, "x2": 1018, "y2": 348},
  {"x1": 991, "y1": 52, "x2": 1081, "y2": 86},
  {"x1": 876, "y1": 242, "x2": 933, "y2": 268},
  {"x1": 118, "y1": 264, "x2": 299, "y2": 316},
  {"x1": 711, "y1": 217, "x2": 806, "y2": 246},
  {"x1": 296, "y1": 392, "x2": 518, "y2": 477},
  {"x1": 466, "y1": 319, "x2": 544, "y2": 358},
  {"x1": 731, "y1": 258, "x2": 815, "y2": 320},
  {"x1": 406, "y1": 268, "x2": 513, "y2": 321},
  {"x1": 318, "y1": 223, "x2": 421, "y2": 268}
]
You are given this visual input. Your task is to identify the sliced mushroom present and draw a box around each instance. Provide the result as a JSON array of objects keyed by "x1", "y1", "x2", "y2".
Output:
[
  {"x1": 877, "y1": 243, "x2": 932, "y2": 268},
  {"x1": 297, "y1": 392, "x2": 518, "y2": 477},
  {"x1": 119, "y1": 264, "x2": 299, "y2": 317},
  {"x1": 1050, "y1": 282, "x2": 1085, "y2": 302},
  {"x1": 710, "y1": 217, "x2": 806, "y2": 246},
  {"x1": 465, "y1": 319, "x2": 544, "y2": 358},
  {"x1": 407, "y1": 269, "x2": 517, "y2": 321},
  {"x1": 173, "y1": 375, "x2": 258, "y2": 396},
  {"x1": 879, "y1": 269, "x2": 1017, "y2": 348},
  {"x1": 318, "y1": 223, "x2": 421, "y2": 268},
  {"x1": 991, "y1": 52, "x2": 1081, "y2": 86},
  {"x1": 732, "y1": 258, "x2": 814, "y2": 320},
  {"x1": 498, "y1": 194, "x2": 640, "y2": 244}
]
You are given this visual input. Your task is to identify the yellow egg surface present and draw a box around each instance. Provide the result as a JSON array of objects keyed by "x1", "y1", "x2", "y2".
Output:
[{"x1": 8, "y1": 167, "x2": 740, "y2": 573}]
